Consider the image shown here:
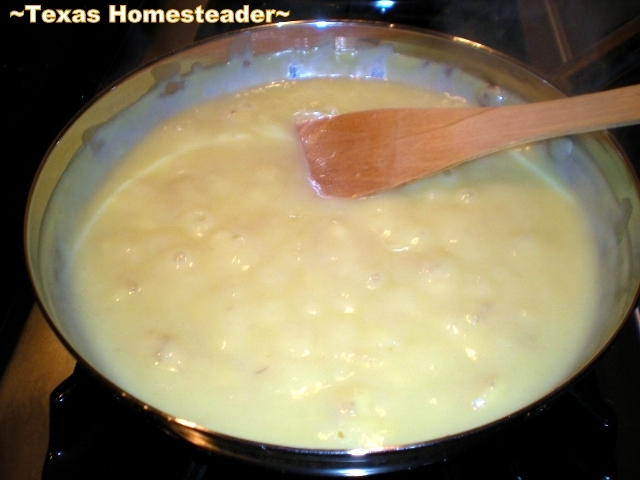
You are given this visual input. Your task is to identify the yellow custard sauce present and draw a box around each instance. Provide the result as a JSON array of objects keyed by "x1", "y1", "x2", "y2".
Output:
[{"x1": 68, "y1": 78, "x2": 599, "y2": 449}]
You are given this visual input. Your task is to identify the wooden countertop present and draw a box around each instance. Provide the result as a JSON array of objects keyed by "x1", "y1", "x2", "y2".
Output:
[{"x1": 0, "y1": 305, "x2": 75, "y2": 480}]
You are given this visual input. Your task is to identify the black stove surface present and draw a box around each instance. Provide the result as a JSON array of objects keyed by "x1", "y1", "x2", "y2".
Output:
[{"x1": 4, "y1": 1, "x2": 640, "y2": 479}]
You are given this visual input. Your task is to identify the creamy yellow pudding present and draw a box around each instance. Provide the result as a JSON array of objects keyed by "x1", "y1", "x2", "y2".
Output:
[{"x1": 68, "y1": 77, "x2": 598, "y2": 449}]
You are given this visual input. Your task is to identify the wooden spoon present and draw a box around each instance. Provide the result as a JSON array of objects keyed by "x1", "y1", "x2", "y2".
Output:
[{"x1": 297, "y1": 84, "x2": 640, "y2": 198}]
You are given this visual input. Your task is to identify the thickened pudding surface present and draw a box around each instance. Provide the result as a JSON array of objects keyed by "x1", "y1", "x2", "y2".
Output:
[{"x1": 68, "y1": 78, "x2": 598, "y2": 449}]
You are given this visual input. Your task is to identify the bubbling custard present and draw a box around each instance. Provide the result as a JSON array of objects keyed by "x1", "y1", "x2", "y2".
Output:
[{"x1": 69, "y1": 78, "x2": 598, "y2": 449}]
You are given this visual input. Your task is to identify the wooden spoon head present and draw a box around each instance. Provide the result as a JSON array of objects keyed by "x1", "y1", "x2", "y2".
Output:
[
  {"x1": 297, "y1": 112, "x2": 399, "y2": 197},
  {"x1": 297, "y1": 108, "x2": 487, "y2": 198}
]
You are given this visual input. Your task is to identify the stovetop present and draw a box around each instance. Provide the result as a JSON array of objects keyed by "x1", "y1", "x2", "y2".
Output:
[{"x1": 3, "y1": 1, "x2": 640, "y2": 479}]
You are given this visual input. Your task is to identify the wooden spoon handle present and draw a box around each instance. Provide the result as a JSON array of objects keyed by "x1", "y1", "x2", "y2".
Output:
[{"x1": 441, "y1": 84, "x2": 640, "y2": 160}]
